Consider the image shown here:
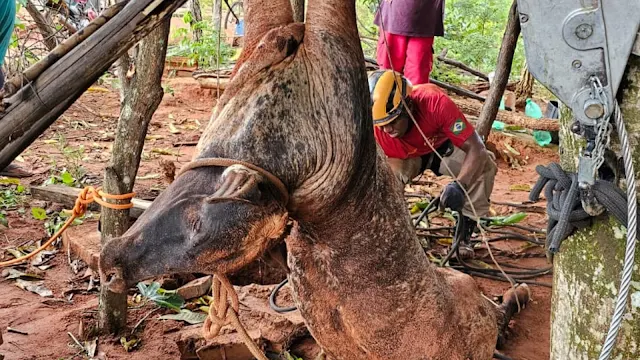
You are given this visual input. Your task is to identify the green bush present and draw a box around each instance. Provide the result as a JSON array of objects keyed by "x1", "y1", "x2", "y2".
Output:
[{"x1": 167, "y1": 12, "x2": 235, "y2": 70}]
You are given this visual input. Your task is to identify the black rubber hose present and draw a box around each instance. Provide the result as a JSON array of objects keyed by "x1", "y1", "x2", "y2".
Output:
[
  {"x1": 269, "y1": 278, "x2": 297, "y2": 314},
  {"x1": 493, "y1": 353, "x2": 515, "y2": 360},
  {"x1": 414, "y1": 197, "x2": 440, "y2": 229}
]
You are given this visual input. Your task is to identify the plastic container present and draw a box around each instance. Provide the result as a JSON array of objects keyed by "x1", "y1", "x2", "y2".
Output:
[
  {"x1": 492, "y1": 120, "x2": 506, "y2": 131},
  {"x1": 525, "y1": 99, "x2": 543, "y2": 119},
  {"x1": 544, "y1": 100, "x2": 560, "y2": 145},
  {"x1": 525, "y1": 99, "x2": 552, "y2": 147}
]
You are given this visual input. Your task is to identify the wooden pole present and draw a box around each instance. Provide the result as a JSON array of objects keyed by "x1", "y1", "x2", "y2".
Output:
[
  {"x1": 453, "y1": 98, "x2": 559, "y2": 131},
  {"x1": 0, "y1": 0, "x2": 188, "y2": 172},
  {"x1": 475, "y1": 0, "x2": 521, "y2": 140},
  {"x1": 3, "y1": 3, "x2": 125, "y2": 97},
  {"x1": 98, "y1": 18, "x2": 171, "y2": 334}
]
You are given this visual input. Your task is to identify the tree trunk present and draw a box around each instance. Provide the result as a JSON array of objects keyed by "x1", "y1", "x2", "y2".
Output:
[
  {"x1": 475, "y1": 0, "x2": 521, "y2": 140},
  {"x1": 291, "y1": 0, "x2": 305, "y2": 22},
  {"x1": 0, "y1": 0, "x2": 187, "y2": 172},
  {"x1": 25, "y1": 0, "x2": 59, "y2": 51},
  {"x1": 189, "y1": 0, "x2": 203, "y2": 42},
  {"x1": 212, "y1": 0, "x2": 221, "y2": 26},
  {"x1": 550, "y1": 55, "x2": 640, "y2": 359},
  {"x1": 98, "y1": 19, "x2": 171, "y2": 334},
  {"x1": 514, "y1": 61, "x2": 534, "y2": 110}
]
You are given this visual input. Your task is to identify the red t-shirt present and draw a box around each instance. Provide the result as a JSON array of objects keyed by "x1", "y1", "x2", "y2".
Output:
[{"x1": 374, "y1": 84, "x2": 475, "y2": 159}]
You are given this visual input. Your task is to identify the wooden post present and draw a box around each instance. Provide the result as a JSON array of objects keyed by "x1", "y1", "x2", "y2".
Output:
[
  {"x1": 291, "y1": 0, "x2": 305, "y2": 22},
  {"x1": 0, "y1": 0, "x2": 187, "y2": 172},
  {"x1": 98, "y1": 19, "x2": 171, "y2": 333},
  {"x1": 475, "y1": 0, "x2": 521, "y2": 140},
  {"x1": 550, "y1": 56, "x2": 640, "y2": 359}
]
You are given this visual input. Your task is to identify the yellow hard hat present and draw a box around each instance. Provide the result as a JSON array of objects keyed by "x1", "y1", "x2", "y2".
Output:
[{"x1": 368, "y1": 70, "x2": 413, "y2": 127}]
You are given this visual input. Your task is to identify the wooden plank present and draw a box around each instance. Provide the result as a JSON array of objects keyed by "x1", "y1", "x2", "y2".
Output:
[
  {"x1": 454, "y1": 98, "x2": 559, "y2": 131},
  {"x1": 30, "y1": 184, "x2": 151, "y2": 219},
  {"x1": 0, "y1": 0, "x2": 188, "y2": 171},
  {"x1": 476, "y1": 0, "x2": 522, "y2": 139}
]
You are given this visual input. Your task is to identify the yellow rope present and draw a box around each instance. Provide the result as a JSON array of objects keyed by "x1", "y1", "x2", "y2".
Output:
[{"x1": 0, "y1": 186, "x2": 134, "y2": 267}]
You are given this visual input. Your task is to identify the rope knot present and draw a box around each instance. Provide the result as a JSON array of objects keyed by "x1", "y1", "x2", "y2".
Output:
[
  {"x1": 202, "y1": 274, "x2": 268, "y2": 360},
  {"x1": 203, "y1": 274, "x2": 240, "y2": 339}
]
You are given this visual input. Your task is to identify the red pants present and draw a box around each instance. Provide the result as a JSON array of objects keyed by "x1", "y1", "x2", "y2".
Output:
[{"x1": 376, "y1": 31, "x2": 434, "y2": 85}]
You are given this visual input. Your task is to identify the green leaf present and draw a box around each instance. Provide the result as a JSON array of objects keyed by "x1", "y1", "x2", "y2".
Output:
[
  {"x1": 31, "y1": 207, "x2": 47, "y2": 220},
  {"x1": 502, "y1": 212, "x2": 527, "y2": 225},
  {"x1": 489, "y1": 212, "x2": 527, "y2": 226},
  {"x1": 60, "y1": 171, "x2": 75, "y2": 185},
  {"x1": 0, "y1": 213, "x2": 7, "y2": 227},
  {"x1": 159, "y1": 309, "x2": 207, "y2": 325},
  {"x1": 137, "y1": 282, "x2": 184, "y2": 310},
  {"x1": 283, "y1": 351, "x2": 304, "y2": 360},
  {"x1": 15, "y1": 185, "x2": 25, "y2": 194}
]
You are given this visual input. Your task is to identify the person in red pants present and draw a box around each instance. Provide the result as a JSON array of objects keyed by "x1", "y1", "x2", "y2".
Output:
[{"x1": 374, "y1": 0, "x2": 445, "y2": 85}]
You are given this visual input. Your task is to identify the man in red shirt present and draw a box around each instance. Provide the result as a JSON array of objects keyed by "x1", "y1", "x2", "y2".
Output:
[
  {"x1": 369, "y1": 70, "x2": 497, "y2": 258},
  {"x1": 374, "y1": 0, "x2": 444, "y2": 85}
]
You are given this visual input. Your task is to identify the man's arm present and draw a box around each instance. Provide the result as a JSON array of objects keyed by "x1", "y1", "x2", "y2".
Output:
[{"x1": 455, "y1": 132, "x2": 490, "y2": 189}]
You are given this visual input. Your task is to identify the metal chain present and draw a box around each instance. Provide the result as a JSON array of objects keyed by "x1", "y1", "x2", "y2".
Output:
[{"x1": 589, "y1": 76, "x2": 612, "y2": 171}]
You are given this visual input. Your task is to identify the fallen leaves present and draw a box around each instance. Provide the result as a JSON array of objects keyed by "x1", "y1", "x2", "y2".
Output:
[
  {"x1": 509, "y1": 183, "x2": 532, "y2": 192},
  {"x1": 15, "y1": 279, "x2": 53, "y2": 297},
  {"x1": 158, "y1": 309, "x2": 207, "y2": 325},
  {"x1": 137, "y1": 282, "x2": 184, "y2": 311},
  {"x1": 168, "y1": 123, "x2": 181, "y2": 134},
  {"x1": 151, "y1": 148, "x2": 181, "y2": 157},
  {"x1": 120, "y1": 336, "x2": 141, "y2": 352},
  {"x1": 3, "y1": 268, "x2": 43, "y2": 280}
]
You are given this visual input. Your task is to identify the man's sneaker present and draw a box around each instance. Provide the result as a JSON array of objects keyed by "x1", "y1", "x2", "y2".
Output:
[{"x1": 453, "y1": 215, "x2": 476, "y2": 260}]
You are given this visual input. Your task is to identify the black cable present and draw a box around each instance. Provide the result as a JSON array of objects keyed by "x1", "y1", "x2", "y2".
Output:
[
  {"x1": 493, "y1": 353, "x2": 514, "y2": 360},
  {"x1": 414, "y1": 197, "x2": 440, "y2": 229},
  {"x1": 459, "y1": 269, "x2": 552, "y2": 288},
  {"x1": 529, "y1": 163, "x2": 639, "y2": 253},
  {"x1": 269, "y1": 278, "x2": 297, "y2": 313}
]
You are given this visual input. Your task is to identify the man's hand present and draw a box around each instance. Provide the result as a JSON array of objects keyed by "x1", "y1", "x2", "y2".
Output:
[{"x1": 440, "y1": 181, "x2": 465, "y2": 211}]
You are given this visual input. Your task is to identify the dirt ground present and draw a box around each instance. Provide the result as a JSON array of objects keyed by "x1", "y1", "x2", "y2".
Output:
[{"x1": 0, "y1": 74, "x2": 558, "y2": 360}]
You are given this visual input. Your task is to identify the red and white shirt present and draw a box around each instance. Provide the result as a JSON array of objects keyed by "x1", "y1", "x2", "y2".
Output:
[{"x1": 374, "y1": 84, "x2": 475, "y2": 159}]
